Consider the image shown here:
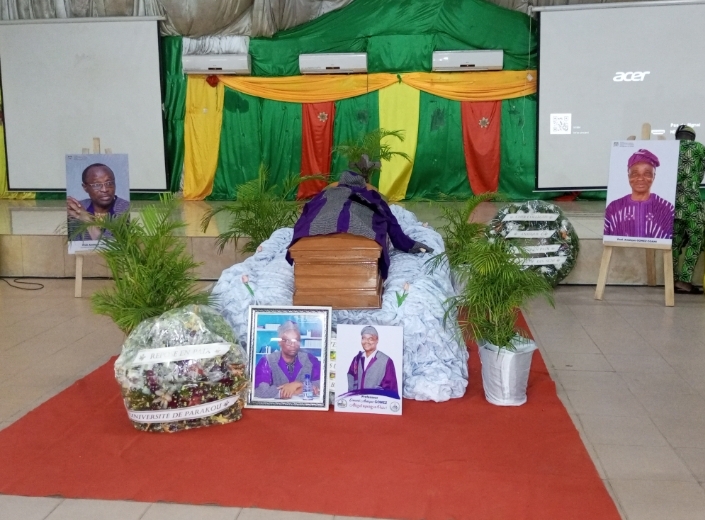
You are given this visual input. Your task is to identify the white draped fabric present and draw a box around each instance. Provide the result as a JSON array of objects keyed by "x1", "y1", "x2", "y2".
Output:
[
  {"x1": 0, "y1": 0, "x2": 659, "y2": 39},
  {"x1": 0, "y1": 0, "x2": 353, "y2": 38},
  {"x1": 211, "y1": 205, "x2": 470, "y2": 403}
]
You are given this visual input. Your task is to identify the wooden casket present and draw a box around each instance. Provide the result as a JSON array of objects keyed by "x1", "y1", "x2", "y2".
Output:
[{"x1": 288, "y1": 233, "x2": 383, "y2": 310}]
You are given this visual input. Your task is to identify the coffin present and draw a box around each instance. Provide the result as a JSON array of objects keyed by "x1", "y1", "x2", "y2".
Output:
[{"x1": 288, "y1": 233, "x2": 383, "y2": 310}]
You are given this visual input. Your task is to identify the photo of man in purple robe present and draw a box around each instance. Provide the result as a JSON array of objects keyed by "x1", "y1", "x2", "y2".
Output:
[
  {"x1": 604, "y1": 149, "x2": 675, "y2": 239},
  {"x1": 343, "y1": 326, "x2": 400, "y2": 400},
  {"x1": 254, "y1": 321, "x2": 321, "y2": 399},
  {"x1": 67, "y1": 163, "x2": 130, "y2": 241}
]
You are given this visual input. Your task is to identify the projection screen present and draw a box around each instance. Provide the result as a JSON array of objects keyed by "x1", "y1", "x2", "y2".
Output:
[
  {"x1": 0, "y1": 18, "x2": 166, "y2": 191},
  {"x1": 536, "y1": 1, "x2": 705, "y2": 190}
]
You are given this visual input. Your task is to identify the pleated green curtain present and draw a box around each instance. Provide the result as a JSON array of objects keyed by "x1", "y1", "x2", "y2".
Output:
[
  {"x1": 209, "y1": 90, "x2": 262, "y2": 200},
  {"x1": 163, "y1": 36, "x2": 187, "y2": 193},
  {"x1": 261, "y1": 100, "x2": 302, "y2": 199},
  {"x1": 498, "y1": 95, "x2": 559, "y2": 201},
  {"x1": 248, "y1": 0, "x2": 536, "y2": 76},
  {"x1": 406, "y1": 92, "x2": 471, "y2": 199},
  {"x1": 330, "y1": 92, "x2": 379, "y2": 182}
]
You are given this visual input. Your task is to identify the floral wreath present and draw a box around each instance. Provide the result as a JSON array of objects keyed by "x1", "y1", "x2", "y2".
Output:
[
  {"x1": 114, "y1": 306, "x2": 249, "y2": 433},
  {"x1": 489, "y1": 200, "x2": 580, "y2": 286}
]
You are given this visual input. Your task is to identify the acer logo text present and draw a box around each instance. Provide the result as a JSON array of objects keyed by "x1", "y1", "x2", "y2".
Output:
[{"x1": 613, "y1": 71, "x2": 650, "y2": 82}]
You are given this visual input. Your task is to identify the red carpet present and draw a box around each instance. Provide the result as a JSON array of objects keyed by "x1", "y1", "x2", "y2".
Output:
[{"x1": 0, "y1": 316, "x2": 620, "y2": 520}]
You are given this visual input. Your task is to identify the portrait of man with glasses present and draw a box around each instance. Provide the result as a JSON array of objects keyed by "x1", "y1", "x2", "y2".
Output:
[
  {"x1": 67, "y1": 161, "x2": 130, "y2": 243},
  {"x1": 253, "y1": 320, "x2": 322, "y2": 400}
]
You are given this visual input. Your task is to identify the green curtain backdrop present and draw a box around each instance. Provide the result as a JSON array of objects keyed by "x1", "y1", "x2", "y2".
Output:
[
  {"x1": 331, "y1": 91, "x2": 380, "y2": 181},
  {"x1": 261, "y1": 100, "x2": 302, "y2": 199},
  {"x1": 498, "y1": 95, "x2": 558, "y2": 201},
  {"x1": 209, "y1": 90, "x2": 262, "y2": 200},
  {"x1": 249, "y1": 0, "x2": 536, "y2": 77},
  {"x1": 164, "y1": 36, "x2": 187, "y2": 193},
  {"x1": 406, "y1": 91, "x2": 471, "y2": 199}
]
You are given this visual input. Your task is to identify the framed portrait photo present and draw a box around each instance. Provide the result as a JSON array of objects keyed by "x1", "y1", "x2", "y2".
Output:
[
  {"x1": 246, "y1": 306, "x2": 332, "y2": 411},
  {"x1": 604, "y1": 141, "x2": 679, "y2": 247},
  {"x1": 66, "y1": 154, "x2": 130, "y2": 254},
  {"x1": 334, "y1": 324, "x2": 403, "y2": 416}
]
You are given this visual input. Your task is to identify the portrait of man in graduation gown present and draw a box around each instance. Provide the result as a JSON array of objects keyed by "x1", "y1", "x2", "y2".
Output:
[{"x1": 343, "y1": 325, "x2": 400, "y2": 400}]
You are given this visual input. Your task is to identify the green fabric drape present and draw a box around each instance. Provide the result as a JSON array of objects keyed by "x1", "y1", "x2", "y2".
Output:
[
  {"x1": 331, "y1": 91, "x2": 380, "y2": 183},
  {"x1": 406, "y1": 91, "x2": 471, "y2": 199},
  {"x1": 261, "y1": 100, "x2": 302, "y2": 200},
  {"x1": 499, "y1": 95, "x2": 559, "y2": 201},
  {"x1": 367, "y1": 34, "x2": 434, "y2": 73},
  {"x1": 249, "y1": 0, "x2": 536, "y2": 77},
  {"x1": 209, "y1": 90, "x2": 262, "y2": 200},
  {"x1": 164, "y1": 36, "x2": 187, "y2": 193}
]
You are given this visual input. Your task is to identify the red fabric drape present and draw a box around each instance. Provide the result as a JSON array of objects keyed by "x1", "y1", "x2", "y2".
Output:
[
  {"x1": 299, "y1": 102, "x2": 336, "y2": 199},
  {"x1": 461, "y1": 101, "x2": 502, "y2": 194}
]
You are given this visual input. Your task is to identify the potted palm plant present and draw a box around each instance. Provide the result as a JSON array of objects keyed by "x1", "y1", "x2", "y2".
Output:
[
  {"x1": 201, "y1": 165, "x2": 322, "y2": 254},
  {"x1": 430, "y1": 194, "x2": 554, "y2": 406},
  {"x1": 72, "y1": 194, "x2": 211, "y2": 334},
  {"x1": 427, "y1": 192, "x2": 498, "y2": 293}
]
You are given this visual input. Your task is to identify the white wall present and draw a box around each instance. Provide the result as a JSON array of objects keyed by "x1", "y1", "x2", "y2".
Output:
[
  {"x1": 537, "y1": 2, "x2": 705, "y2": 190},
  {"x1": 0, "y1": 18, "x2": 166, "y2": 191}
]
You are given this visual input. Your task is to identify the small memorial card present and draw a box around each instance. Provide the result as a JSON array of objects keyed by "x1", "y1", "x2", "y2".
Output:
[{"x1": 334, "y1": 324, "x2": 403, "y2": 416}]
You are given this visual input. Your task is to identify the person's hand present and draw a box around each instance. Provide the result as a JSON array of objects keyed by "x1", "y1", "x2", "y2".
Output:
[
  {"x1": 313, "y1": 385, "x2": 320, "y2": 396},
  {"x1": 67, "y1": 196, "x2": 103, "y2": 240},
  {"x1": 278, "y1": 382, "x2": 303, "y2": 399},
  {"x1": 67, "y1": 197, "x2": 93, "y2": 223}
]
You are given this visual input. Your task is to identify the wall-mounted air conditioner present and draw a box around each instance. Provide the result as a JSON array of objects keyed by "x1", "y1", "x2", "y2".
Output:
[
  {"x1": 432, "y1": 50, "x2": 504, "y2": 72},
  {"x1": 182, "y1": 54, "x2": 251, "y2": 75},
  {"x1": 299, "y1": 53, "x2": 367, "y2": 74}
]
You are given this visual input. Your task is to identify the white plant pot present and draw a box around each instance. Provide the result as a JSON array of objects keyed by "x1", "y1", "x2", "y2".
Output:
[{"x1": 478, "y1": 337, "x2": 537, "y2": 406}]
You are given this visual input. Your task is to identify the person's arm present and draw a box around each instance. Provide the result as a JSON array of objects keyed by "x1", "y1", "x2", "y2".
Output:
[
  {"x1": 347, "y1": 357, "x2": 357, "y2": 392},
  {"x1": 698, "y1": 143, "x2": 705, "y2": 184},
  {"x1": 367, "y1": 193, "x2": 433, "y2": 253},
  {"x1": 380, "y1": 358, "x2": 398, "y2": 394},
  {"x1": 604, "y1": 203, "x2": 615, "y2": 236},
  {"x1": 67, "y1": 197, "x2": 102, "y2": 240},
  {"x1": 253, "y1": 357, "x2": 281, "y2": 399},
  {"x1": 309, "y1": 355, "x2": 321, "y2": 396}
]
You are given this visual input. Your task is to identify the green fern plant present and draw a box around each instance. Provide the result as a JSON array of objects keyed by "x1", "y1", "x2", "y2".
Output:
[
  {"x1": 76, "y1": 194, "x2": 210, "y2": 335},
  {"x1": 448, "y1": 235, "x2": 554, "y2": 350},
  {"x1": 332, "y1": 128, "x2": 411, "y2": 182},
  {"x1": 426, "y1": 192, "x2": 500, "y2": 273},
  {"x1": 201, "y1": 165, "x2": 323, "y2": 254},
  {"x1": 428, "y1": 193, "x2": 554, "y2": 350}
]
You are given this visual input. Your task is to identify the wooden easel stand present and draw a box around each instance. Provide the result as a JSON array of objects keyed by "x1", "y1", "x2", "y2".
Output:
[{"x1": 75, "y1": 137, "x2": 111, "y2": 298}]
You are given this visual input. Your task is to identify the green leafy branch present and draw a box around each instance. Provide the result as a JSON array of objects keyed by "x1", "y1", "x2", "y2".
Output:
[{"x1": 72, "y1": 194, "x2": 210, "y2": 334}]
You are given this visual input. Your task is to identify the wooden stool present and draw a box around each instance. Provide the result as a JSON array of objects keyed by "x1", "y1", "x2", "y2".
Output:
[{"x1": 288, "y1": 233, "x2": 383, "y2": 310}]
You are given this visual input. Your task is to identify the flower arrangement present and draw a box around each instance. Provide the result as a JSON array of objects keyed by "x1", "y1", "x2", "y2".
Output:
[
  {"x1": 114, "y1": 305, "x2": 249, "y2": 433},
  {"x1": 489, "y1": 201, "x2": 579, "y2": 286}
]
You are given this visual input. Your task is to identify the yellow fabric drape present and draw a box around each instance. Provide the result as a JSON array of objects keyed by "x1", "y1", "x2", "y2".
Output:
[
  {"x1": 218, "y1": 71, "x2": 536, "y2": 103},
  {"x1": 378, "y1": 81, "x2": 420, "y2": 202},
  {"x1": 181, "y1": 200, "x2": 220, "y2": 237},
  {"x1": 183, "y1": 77, "x2": 224, "y2": 200},
  {"x1": 402, "y1": 70, "x2": 536, "y2": 101},
  {"x1": 218, "y1": 73, "x2": 397, "y2": 104}
]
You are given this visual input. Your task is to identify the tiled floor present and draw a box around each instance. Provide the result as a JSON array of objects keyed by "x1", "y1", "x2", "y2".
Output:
[{"x1": 1, "y1": 279, "x2": 705, "y2": 519}]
